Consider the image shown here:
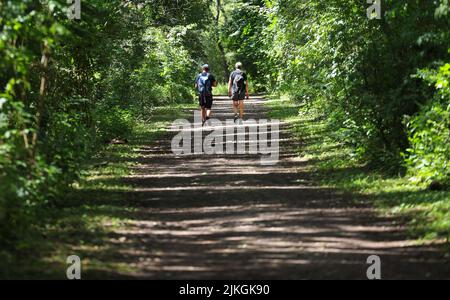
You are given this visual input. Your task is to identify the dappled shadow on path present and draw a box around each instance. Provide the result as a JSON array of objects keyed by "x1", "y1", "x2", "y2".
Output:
[{"x1": 72, "y1": 96, "x2": 449, "y2": 280}]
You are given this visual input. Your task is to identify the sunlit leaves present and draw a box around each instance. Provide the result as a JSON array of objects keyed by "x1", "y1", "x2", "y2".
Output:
[
  {"x1": 0, "y1": 0, "x2": 217, "y2": 248},
  {"x1": 258, "y1": 0, "x2": 449, "y2": 175}
]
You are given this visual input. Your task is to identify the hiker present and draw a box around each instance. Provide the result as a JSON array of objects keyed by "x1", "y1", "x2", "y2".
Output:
[
  {"x1": 228, "y1": 62, "x2": 249, "y2": 122},
  {"x1": 195, "y1": 64, "x2": 217, "y2": 126}
]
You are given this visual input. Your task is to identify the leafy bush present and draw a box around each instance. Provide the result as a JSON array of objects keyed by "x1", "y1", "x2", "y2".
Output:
[
  {"x1": 0, "y1": 0, "x2": 212, "y2": 250},
  {"x1": 130, "y1": 27, "x2": 196, "y2": 108},
  {"x1": 0, "y1": 97, "x2": 32, "y2": 244},
  {"x1": 406, "y1": 64, "x2": 450, "y2": 184},
  {"x1": 95, "y1": 106, "x2": 134, "y2": 143},
  {"x1": 252, "y1": 0, "x2": 450, "y2": 172},
  {"x1": 0, "y1": 96, "x2": 62, "y2": 246}
]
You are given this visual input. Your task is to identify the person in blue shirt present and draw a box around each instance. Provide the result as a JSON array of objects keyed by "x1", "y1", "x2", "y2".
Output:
[{"x1": 195, "y1": 64, "x2": 218, "y2": 126}]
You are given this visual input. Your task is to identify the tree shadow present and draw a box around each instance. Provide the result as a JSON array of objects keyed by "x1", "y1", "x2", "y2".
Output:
[{"x1": 17, "y1": 96, "x2": 448, "y2": 280}]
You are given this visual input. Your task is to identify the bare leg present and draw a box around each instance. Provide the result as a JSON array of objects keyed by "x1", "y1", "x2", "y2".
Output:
[
  {"x1": 201, "y1": 107, "x2": 206, "y2": 122},
  {"x1": 233, "y1": 101, "x2": 239, "y2": 118},
  {"x1": 206, "y1": 109, "x2": 212, "y2": 119},
  {"x1": 239, "y1": 101, "x2": 245, "y2": 119}
]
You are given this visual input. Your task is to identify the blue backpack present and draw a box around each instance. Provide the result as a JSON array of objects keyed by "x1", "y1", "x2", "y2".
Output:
[{"x1": 197, "y1": 73, "x2": 212, "y2": 95}]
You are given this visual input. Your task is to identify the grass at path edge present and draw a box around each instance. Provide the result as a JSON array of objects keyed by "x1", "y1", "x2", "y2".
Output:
[
  {"x1": 266, "y1": 96, "x2": 450, "y2": 245},
  {"x1": 0, "y1": 102, "x2": 197, "y2": 279}
]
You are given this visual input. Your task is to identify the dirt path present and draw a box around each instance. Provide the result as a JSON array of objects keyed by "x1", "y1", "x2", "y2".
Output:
[{"x1": 89, "y1": 96, "x2": 449, "y2": 280}]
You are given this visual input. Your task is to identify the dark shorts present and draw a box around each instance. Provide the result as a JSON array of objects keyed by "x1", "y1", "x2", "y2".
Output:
[
  {"x1": 199, "y1": 94, "x2": 213, "y2": 109},
  {"x1": 232, "y1": 92, "x2": 246, "y2": 101}
]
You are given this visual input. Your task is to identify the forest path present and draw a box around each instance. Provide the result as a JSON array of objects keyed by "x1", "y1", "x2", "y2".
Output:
[{"x1": 87, "y1": 96, "x2": 449, "y2": 279}]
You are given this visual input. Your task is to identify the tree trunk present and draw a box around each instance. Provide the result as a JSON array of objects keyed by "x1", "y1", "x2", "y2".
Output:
[
  {"x1": 32, "y1": 40, "x2": 51, "y2": 152},
  {"x1": 215, "y1": 0, "x2": 229, "y2": 81}
]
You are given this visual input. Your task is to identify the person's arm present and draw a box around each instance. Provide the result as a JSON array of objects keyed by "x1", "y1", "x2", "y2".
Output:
[
  {"x1": 228, "y1": 77, "x2": 233, "y2": 97},
  {"x1": 211, "y1": 75, "x2": 218, "y2": 88}
]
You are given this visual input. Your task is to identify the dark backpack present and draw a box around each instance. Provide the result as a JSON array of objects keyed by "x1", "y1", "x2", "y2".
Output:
[
  {"x1": 197, "y1": 73, "x2": 212, "y2": 95},
  {"x1": 233, "y1": 71, "x2": 246, "y2": 95}
]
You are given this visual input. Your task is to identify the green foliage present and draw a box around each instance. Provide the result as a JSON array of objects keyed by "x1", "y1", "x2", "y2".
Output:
[
  {"x1": 224, "y1": 0, "x2": 449, "y2": 181},
  {"x1": 131, "y1": 26, "x2": 195, "y2": 107},
  {"x1": 95, "y1": 106, "x2": 134, "y2": 143},
  {"x1": 268, "y1": 97, "x2": 450, "y2": 242},
  {"x1": 266, "y1": 0, "x2": 448, "y2": 167},
  {"x1": 0, "y1": 0, "x2": 215, "y2": 251},
  {"x1": 406, "y1": 64, "x2": 450, "y2": 184},
  {"x1": 221, "y1": 0, "x2": 274, "y2": 90}
]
